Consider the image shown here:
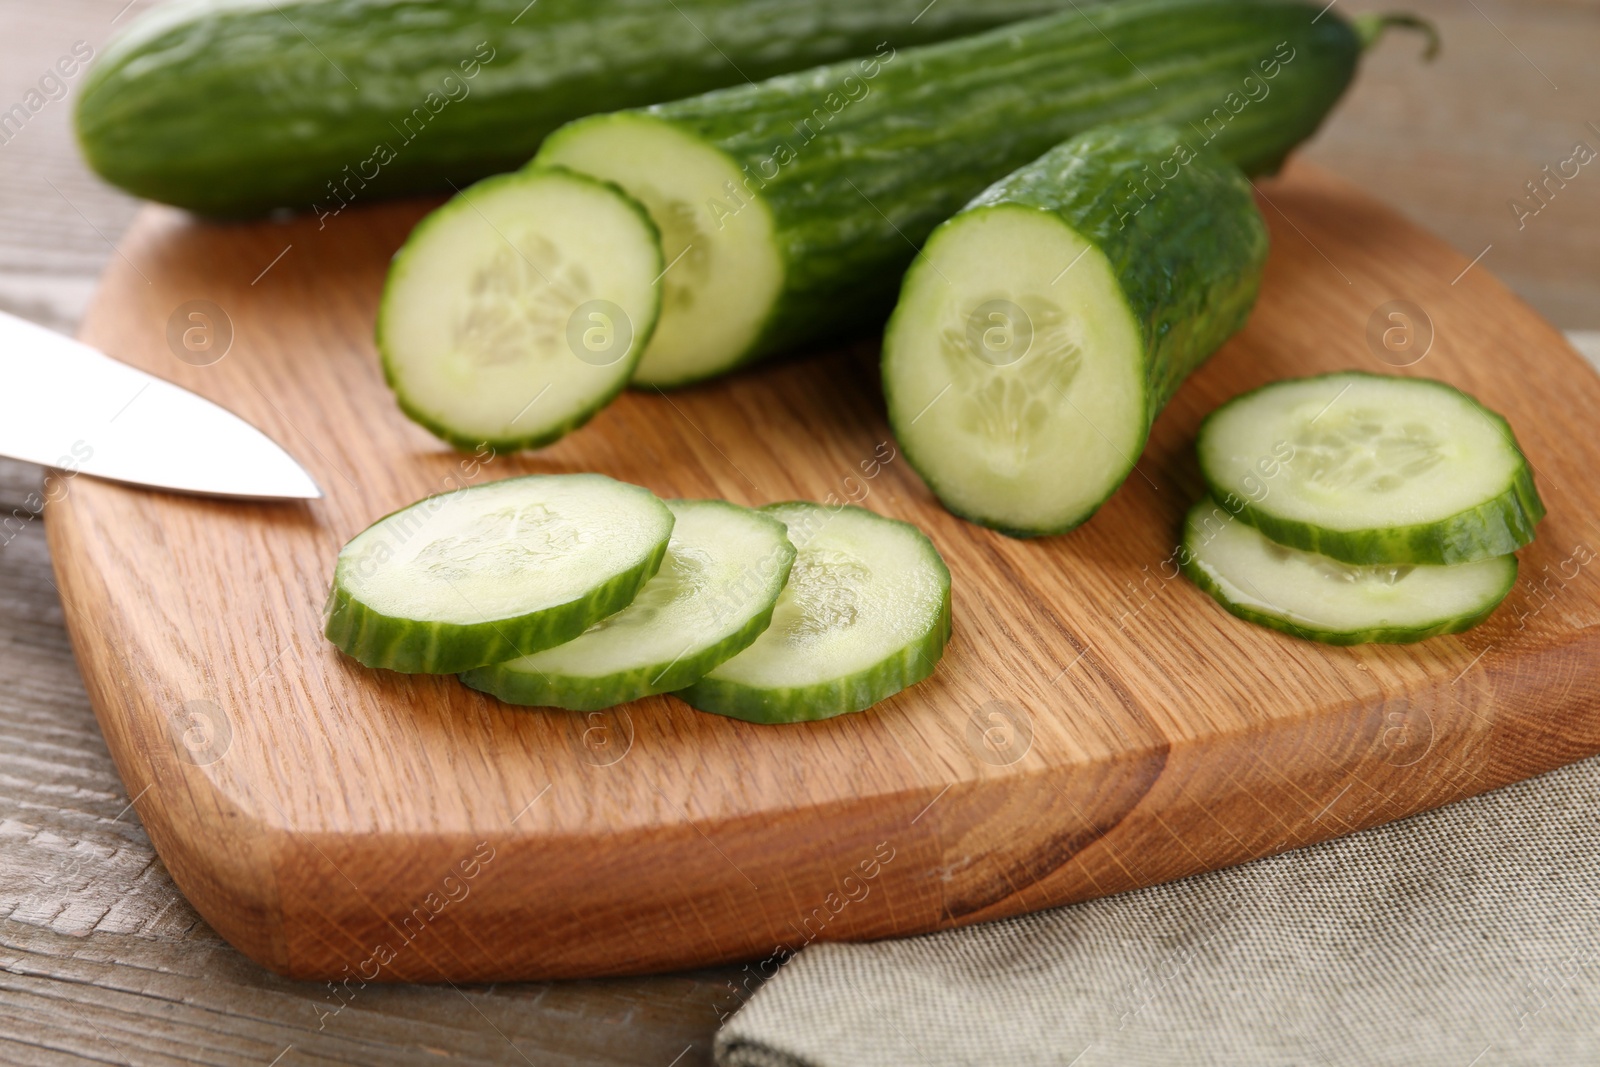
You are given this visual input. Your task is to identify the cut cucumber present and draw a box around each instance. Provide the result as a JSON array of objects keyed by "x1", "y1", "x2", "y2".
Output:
[
  {"x1": 676, "y1": 503, "x2": 952, "y2": 724},
  {"x1": 324, "y1": 474, "x2": 673, "y2": 674},
  {"x1": 460, "y1": 499, "x2": 795, "y2": 710},
  {"x1": 536, "y1": 0, "x2": 1409, "y2": 386},
  {"x1": 883, "y1": 123, "x2": 1268, "y2": 537},
  {"x1": 1198, "y1": 372, "x2": 1544, "y2": 565},
  {"x1": 1181, "y1": 497, "x2": 1517, "y2": 645},
  {"x1": 378, "y1": 167, "x2": 662, "y2": 452}
]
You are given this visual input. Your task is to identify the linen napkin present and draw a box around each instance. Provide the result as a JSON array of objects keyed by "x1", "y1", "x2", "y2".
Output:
[{"x1": 716, "y1": 333, "x2": 1600, "y2": 1067}]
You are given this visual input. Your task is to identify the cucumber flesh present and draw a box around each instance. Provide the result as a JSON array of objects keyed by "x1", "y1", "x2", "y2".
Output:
[
  {"x1": 1181, "y1": 497, "x2": 1517, "y2": 645},
  {"x1": 1198, "y1": 372, "x2": 1544, "y2": 565},
  {"x1": 535, "y1": 116, "x2": 782, "y2": 388},
  {"x1": 460, "y1": 499, "x2": 795, "y2": 710},
  {"x1": 324, "y1": 474, "x2": 673, "y2": 674},
  {"x1": 886, "y1": 208, "x2": 1143, "y2": 534},
  {"x1": 675, "y1": 503, "x2": 952, "y2": 724},
  {"x1": 378, "y1": 168, "x2": 662, "y2": 452},
  {"x1": 883, "y1": 124, "x2": 1268, "y2": 536}
]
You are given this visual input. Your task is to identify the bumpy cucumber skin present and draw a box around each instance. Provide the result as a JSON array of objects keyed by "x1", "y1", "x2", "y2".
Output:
[
  {"x1": 885, "y1": 123, "x2": 1269, "y2": 539},
  {"x1": 75, "y1": 0, "x2": 1082, "y2": 217},
  {"x1": 459, "y1": 501, "x2": 797, "y2": 710},
  {"x1": 1180, "y1": 499, "x2": 1519, "y2": 645},
  {"x1": 543, "y1": 0, "x2": 1362, "y2": 378},
  {"x1": 1198, "y1": 372, "x2": 1547, "y2": 565},
  {"x1": 674, "y1": 504, "x2": 953, "y2": 724},
  {"x1": 376, "y1": 167, "x2": 663, "y2": 454},
  {"x1": 325, "y1": 537, "x2": 668, "y2": 675}
]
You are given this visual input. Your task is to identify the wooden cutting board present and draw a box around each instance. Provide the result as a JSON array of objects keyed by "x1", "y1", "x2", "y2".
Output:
[{"x1": 47, "y1": 162, "x2": 1600, "y2": 982}]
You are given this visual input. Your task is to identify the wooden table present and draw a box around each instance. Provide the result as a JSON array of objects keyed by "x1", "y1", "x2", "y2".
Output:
[{"x1": 1, "y1": 0, "x2": 1596, "y2": 1062}]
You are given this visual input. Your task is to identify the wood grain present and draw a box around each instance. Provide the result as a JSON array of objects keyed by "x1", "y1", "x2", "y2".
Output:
[
  {"x1": 41, "y1": 161, "x2": 1600, "y2": 983},
  {"x1": 2, "y1": 1, "x2": 1597, "y2": 1059}
]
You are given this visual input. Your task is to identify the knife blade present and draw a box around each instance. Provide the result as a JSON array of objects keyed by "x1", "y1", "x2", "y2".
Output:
[{"x1": 0, "y1": 310, "x2": 321, "y2": 500}]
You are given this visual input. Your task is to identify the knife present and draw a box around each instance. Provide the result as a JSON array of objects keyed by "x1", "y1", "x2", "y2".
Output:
[{"x1": 0, "y1": 310, "x2": 321, "y2": 500}]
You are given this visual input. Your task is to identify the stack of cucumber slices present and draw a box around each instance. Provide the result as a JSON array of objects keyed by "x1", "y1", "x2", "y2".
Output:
[
  {"x1": 1182, "y1": 372, "x2": 1543, "y2": 645},
  {"x1": 324, "y1": 475, "x2": 952, "y2": 722}
]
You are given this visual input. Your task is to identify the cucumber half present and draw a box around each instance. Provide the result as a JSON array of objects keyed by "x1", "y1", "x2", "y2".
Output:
[
  {"x1": 1198, "y1": 372, "x2": 1544, "y2": 565},
  {"x1": 535, "y1": 0, "x2": 1382, "y2": 389},
  {"x1": 676, "y1": 503, "x2": 952, "y2": 724},
  {"x1": 882, "y1": 124, "x2": 1268, "y2": 537},
  {"x1": 460, "y1": 499, "x2": 795, "y2": 711},
  {"x1": 1181, "y1": 497, "x2": 1518, "y2": 645},
  {"x1": 885, "y1": 207, "x2": 1146, "y2": 536},
  {"x1": 324, "y1": 474, "x2": 674, "y2": 674},
  {"x1": 535, "y1": 115, "x2": 782, "y2": 388},
  {"x1": 378, "y1": 167, "x2": 663, "y2": 452}
]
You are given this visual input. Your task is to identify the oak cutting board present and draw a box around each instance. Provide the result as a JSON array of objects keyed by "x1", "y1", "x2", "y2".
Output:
[{"x1": 47, "y1": 162, "x2": 1600, "y2": 982}]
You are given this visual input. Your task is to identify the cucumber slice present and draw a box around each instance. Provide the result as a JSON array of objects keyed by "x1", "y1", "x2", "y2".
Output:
[
  {"x1": 324, "y1": 474, "x2": 673, "y2": 674},
  {"x1": 676, "y1": 503, "x2": 952, "y2": 724},
  {"x1": 378, "y1": 167, "x2": 662, "y2": 452},
  {"x1": 460, "y1": 499, "x2": 795, "y2": 710},
  {"x1": 1198, "y1": 372, "x2": 1545, "y2": 565},
  {"x1": 1181, "y1": 497, "x2": 1518, "y2": 645},
  {"x1": 883, "y1": 124, "x2": 1268, "y2": 537}
]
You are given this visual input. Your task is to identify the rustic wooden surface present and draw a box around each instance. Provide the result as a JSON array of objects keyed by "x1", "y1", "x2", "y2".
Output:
[{"x1": 3, "y1": 0, "x2": 1598, "y2": 1062}]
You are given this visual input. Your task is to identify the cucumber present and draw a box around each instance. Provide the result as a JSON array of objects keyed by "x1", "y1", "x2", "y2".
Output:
[
  {"x1": 1181, "y1": 497, "x2": 1517, "y2": 645},
  {"x1": 1198, "y1": 372, "x2": 1545, "y2": 566},
  {"x1": 676, "y1": 503, "x2": 952, "y2": 724},
  {"x1": 460, "y1": 499, "x2": 795, "y2": 710},
  {"x1": 377, "y1": 168, "x2": 662, "y2": 452},
  {"x1": 324, "y1": 474, "x2": 673, "y2": 674},
  {"x1": 77, "y1": 0, "x2": 1084, "y2": 217},
  {"x1": 536, "y1": 0, "x2": 1419, "y2": 387},
  {"x1": 882, "y1": 123, "x2": 1268, "y2": 537}
]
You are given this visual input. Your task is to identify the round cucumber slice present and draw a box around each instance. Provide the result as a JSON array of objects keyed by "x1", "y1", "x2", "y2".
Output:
[
  {"x1": 676, "y1": 503, "x2": 952, "y2": 724},
  {"x1": 460, "y1": 499, "x2": 795, "y2": 710},
  {"x1": 535, "y1": 114, "x2": 783, "y2": 388},
  {"x1": 324, "y1": 474, "x2": 674, "y2": 674},
  {"x1": 1181, "y1": 497, "x2": 1518, "y2": 645},
  {"x1": 1198, "y1": 372, "x2": 1544, "y2": 565},
  {"x1": 883, "y1": 204, "x2": 1147, "y2": 536},
  {"x1": 378, "y1": 167, "x2": 663, "y2": 452}
]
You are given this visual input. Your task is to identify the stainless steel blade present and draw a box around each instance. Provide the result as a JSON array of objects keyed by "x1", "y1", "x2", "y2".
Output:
[{"x1": 0, "y1": 311, "x2": 321, "y2": 500}]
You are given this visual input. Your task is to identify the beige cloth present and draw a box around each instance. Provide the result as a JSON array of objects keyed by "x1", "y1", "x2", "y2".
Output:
[{"x1": 717, "y1": 756, "x2": 1600, "y2": 1066}]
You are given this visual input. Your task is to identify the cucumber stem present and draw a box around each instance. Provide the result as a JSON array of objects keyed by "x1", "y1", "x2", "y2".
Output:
[{"x1": 1354, "y1": 13, "x2": 1441, "y2": 60}]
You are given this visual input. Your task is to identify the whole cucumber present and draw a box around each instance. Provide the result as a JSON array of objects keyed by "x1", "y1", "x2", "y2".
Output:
[{"x1": 74, "y1": 0, "x2": 1081, "y2": 217}]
